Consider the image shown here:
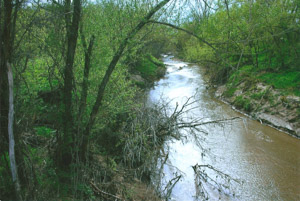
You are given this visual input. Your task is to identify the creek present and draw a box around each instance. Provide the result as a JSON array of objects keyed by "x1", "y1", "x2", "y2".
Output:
[{"x1": 148, "y1": 55, "x2": 300, "y2": 200}]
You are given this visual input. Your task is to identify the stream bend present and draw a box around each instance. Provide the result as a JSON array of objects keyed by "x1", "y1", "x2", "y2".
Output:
[{"x1": 149, "y1": 55, "x2": 300, "y2": 201}]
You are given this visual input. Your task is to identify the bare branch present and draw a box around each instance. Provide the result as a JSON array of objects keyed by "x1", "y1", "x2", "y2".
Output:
[{"x1": 192, "y1": 163, "x2": 241, "y2": 200}]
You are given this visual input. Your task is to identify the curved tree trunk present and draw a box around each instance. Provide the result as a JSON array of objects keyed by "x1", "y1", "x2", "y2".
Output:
[{"x1": 80, "y1": 0, "x2": 171, "y2": 161}]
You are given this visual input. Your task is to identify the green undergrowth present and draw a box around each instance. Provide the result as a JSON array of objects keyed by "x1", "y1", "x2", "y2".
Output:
[
  {"x1": 34, "y1": 126, "x2": 56, "y2": 138},
  {"x1": 224, "y1": 87, "x2": 237, "y2": 98},
  {"x1": 134, "y1": 54, "x2": 165, "y2": 81},
  {"x1": 226, "y1": 65, "x2": 300, "y2": 96},
  {"x1": 233, "y1": 95, "x2": 253, "y2": 112},
  {"x1": 259, "y1": 71, "x2": 300, "y2": 96},
  {"x1": 0, "y1": 153, "x2": 14, "y2": 198}
]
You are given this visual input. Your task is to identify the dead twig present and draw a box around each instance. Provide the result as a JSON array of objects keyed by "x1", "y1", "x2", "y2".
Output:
[{"x1": 90, "y1": 181, "x2": 125, "y2": 201}]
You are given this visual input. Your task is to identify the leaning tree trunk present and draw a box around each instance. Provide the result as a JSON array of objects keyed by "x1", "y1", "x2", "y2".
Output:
[{"x1": 80, "y1": 0, "x2": 171, "y2": 161}]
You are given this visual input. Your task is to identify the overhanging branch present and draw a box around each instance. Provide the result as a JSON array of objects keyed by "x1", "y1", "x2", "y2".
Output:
[
  {"x1": 148, "y1": 20, "x2": 217, "y2": 51},
  {"x1": 147, "y1": 20, "x2": 235, "y2": 69}
]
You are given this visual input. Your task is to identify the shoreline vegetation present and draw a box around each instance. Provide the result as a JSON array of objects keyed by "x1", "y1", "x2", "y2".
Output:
[
  {"x1": 130, "y1": 54, "x2": 166, "y2": 89},
  {"x1": 0, "y1": 0, "x2": 174, "y2": 198},
  {"x1": 1, "y1": 0, "x2": 299, "y2": 200},
  {"x1": 170, "y1": 0, "x2": 299, "y2": 138},
  {"x1": 176, "y1": 52, "x2": 300, "y2": 138},
  {"x1": 169, "y1": 53, "x2": 299, "y2": 138},
  {"x1": 197, "y1": 56, "x2": 300, "y2": 138},
  {"x1": 214, "y1": 79, "x2": 300, "y2": 138}
]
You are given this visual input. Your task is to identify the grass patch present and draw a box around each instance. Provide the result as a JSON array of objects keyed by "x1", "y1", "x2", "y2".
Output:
[
  {"x1": 234, "y1": 96, "x2": 253, "y2": 112},
  {"x1": 227, "y1": 65, "x2": 256, "y2": 87},
  {"x1": 135, "y1": 57, "x2": 157, "y2": 78},
  {"x1": 134, "y1": 54, "x2": 165, "y2": 80},
  {"x1": 224, "y1": 87, "x2": 237, "y2": 97},
  {"x1": 251, "y1": 92, "x2": 264, "y2": 100},
  {"x1": 227, "y1": 64, "x2": 300, "y2": 96},
  {"x1": 34, "y1": 126, "x2": 55, "y2": 138},
  {"x1": 258, "y1": 71, "x2": 300, "y2": 96}
]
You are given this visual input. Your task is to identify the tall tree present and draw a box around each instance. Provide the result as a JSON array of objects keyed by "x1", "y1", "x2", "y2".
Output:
[
  {"x1": 57, "y1": 0, "x2": 82, "y2": 167},
  {"x1": 80, "y1": 0, "x2": 172, "y2": 160}
]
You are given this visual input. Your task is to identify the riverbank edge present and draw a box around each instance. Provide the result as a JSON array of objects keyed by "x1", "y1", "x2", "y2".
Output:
[
  {"x1": 85, "y1": 59, "x2": 167, "y2": 200},
  {"x1": 113, "y1": 55, "x2": 168, "y2": 200},
  {"x1": 213, "y1": 83, "x2": 300, "y2": 139},
  {"x1": 129, "y1": 54, "x2": 167, "y2": 89},
  {"x1": 170, "y1": 53, "x2": 300, "y2": 138}
]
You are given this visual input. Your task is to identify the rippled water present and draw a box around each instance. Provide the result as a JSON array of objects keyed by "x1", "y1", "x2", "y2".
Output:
[{"x1": 148, "y1": 55, "x2": 300, "y2": 200}]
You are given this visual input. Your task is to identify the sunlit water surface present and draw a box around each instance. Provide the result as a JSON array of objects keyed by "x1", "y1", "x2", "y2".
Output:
[{"x1": 148, "y1": 55, "x2": 300, "y2": 201}]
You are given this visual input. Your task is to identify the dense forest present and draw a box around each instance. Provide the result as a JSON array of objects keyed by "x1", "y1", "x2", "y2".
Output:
[{"x1": 0, "y1": 0, "x2": 299, "y2": 200}]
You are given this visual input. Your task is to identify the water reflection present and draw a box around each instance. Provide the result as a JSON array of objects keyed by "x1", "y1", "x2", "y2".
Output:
[{"x1": 149, "y1": 56, "x2": 300, "y2": 200}]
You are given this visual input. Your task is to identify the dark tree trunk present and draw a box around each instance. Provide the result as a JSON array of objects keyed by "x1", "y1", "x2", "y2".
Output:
[
  {"x1": 78, "y1": 30, "x2": 95, "y2": 121},
  {"x1": 0, "y1": 0, "x2": 12, "y2": 158},
  {"x1": 1, "y1": 0, "x2": 10, "y2": 138},
  {"x1": 59, "y1": 0, "x2": 81, "y2": 167},
  {"x1": 77, "y1": 31, "x2": 95, "y2": 157}
]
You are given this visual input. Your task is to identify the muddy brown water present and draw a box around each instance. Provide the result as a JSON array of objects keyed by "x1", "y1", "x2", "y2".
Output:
[{"x1": 148, "y1": 56, "x2": 300, "y2": 200}]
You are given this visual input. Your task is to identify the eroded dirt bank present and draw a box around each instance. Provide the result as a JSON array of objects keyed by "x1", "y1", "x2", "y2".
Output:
[{"x1": 215, "y1": 82, "x2": 300, "y2": 138}]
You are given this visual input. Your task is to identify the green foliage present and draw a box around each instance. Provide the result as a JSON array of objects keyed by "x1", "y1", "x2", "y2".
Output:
[
  {"x1": 250, "y1": 91, "x2": 265, "y2": 100},
  {"x1": 234, "y1": 96, "x2": 253, "y2": 112},
  {"x1": 75, "y1": 183, "x2": 95, "y2": 200},
  {"x1": 132, "y1": 54, "x2": 165, "y2": 81},
  {"x1": 259, "y1": 71, "x2": 300, "y2": 96},
  {"x1": 136, "y1": 56, "x2": 158, "y2": 78},
  {"x1": 0, "y1": 153, "x2": 14, "y2": 199},
  {"x1": 1, "y1": 0, "x2": 168, "y2": 199},
  {"x1": 224, "y1": 87, "x2": 237, "y2": 98},
  {"x1": 176, "y1": 0, "x2": 299, "y2": 97},
  {"x1": 134, "y1": 80, "x2": 147, "y2": 88},
  {"x1": 148, "y1": 54, "x2": 164, "y2": 66},
  {"x1": 34, "y1": 126, "x2": 55, "y2": 138}
]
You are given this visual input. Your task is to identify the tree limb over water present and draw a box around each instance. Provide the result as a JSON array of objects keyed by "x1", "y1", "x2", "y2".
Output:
[
  {"x1": 148, "y1": 20, "x2": 217, "y2": 51},
  {"x1": 81, "y1": 0, "x2": 172, "y2": 161},
  {"x1": 124, "y1": 93, "x2": 243, "y2": 199},
  {"x1": 147, "y1": 20, "x2": 236, "y2": 70},
  {"x1": 193, "y1": 164, "x2": 241, "y2": 200}
]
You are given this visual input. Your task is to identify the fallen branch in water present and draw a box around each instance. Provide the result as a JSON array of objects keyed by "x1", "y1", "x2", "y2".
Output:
[
  {"x1": 163, "y1": 173, "x2": 182, "y2": 200},
  {"x1": 177, "y1": 117, "x2": 241, "y2": 129},
  {"x1": 192, "y1": 163, "x2": 241, "y2": 200}
]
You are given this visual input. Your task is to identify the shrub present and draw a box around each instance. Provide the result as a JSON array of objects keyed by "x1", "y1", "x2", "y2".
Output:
[{"x1": 234, "y1": 96, "x2": 253, "y2": 112}]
